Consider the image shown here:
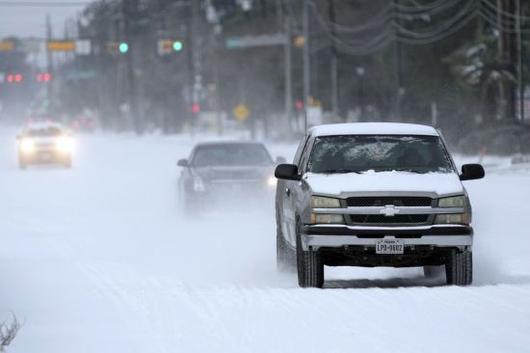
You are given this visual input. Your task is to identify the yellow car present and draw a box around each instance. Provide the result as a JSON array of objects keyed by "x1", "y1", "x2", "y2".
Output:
[{"x1": 17, "y1": 122, "x2": 74, "y2": 169}]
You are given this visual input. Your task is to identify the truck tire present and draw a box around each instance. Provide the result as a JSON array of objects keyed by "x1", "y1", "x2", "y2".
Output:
[
  {"x1": 445, "y1": 249, "x2": 472, "y2": 286},
  {"x1": 296, "y1": 223, "x2": 324, "y2": 288}
]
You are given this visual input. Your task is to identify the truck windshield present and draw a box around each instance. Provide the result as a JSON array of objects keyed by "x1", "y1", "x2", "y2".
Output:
[{"x1": 308, "y1": 135, "x2": 453, "y2": 174}]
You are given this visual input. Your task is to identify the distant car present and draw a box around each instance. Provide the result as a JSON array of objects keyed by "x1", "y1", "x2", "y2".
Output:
[
  {"x1": 275, "y1": 123, "x2": 485, "y2": 288},
  {"x1": 17, "y1": 122, "x2": 74, "y2": 169},
  {"x1": 177, "y1": 141, "x2": 283, "y2": 213}
]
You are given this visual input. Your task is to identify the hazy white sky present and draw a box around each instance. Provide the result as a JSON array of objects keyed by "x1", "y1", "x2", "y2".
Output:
[{"x1": 0, "y1": 1, "x2": 85, "y2": 39}]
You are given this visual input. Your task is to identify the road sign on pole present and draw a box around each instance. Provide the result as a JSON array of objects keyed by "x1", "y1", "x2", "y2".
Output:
[
  {"x1": 233, "y1": 104, "x2": 250, "y2": 121},
  {"x1": 75, "y1": 40, "x2": 91, "y2": 55},
  {"x1": 225, "y1": 34, "x2": 287, "y2": 49},
  {"x1": 47, "y1": 41, "x2": 76, "y2": 52},
  {"x1": 0, "y1": 41, "x2": 14, "y2": 52}
]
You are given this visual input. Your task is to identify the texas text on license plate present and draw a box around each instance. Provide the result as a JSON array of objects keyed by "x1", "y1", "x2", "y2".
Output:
[{"x1": 375, "y1": 239, "x2": 404, "y2": 254}]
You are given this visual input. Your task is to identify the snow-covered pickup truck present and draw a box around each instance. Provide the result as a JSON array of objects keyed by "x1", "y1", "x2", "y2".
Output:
[{"x1": 274, "y1": 123, "x2": 484, "y2": 288}]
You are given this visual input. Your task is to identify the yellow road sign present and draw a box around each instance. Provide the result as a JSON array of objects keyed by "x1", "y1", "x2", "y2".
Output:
[
  {"x1": 47, "y1": 41, "x2": 76, "y2": 52},
  {"x1": 0, "y1": 41, "x2": 14, "y2": 52},
  {"x1": 233, "y1": 104, "x2": 250, "y2": 121}
]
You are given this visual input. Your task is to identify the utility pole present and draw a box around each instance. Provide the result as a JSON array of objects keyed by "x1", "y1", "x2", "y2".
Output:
[
  {"x1": 328, "y1": 0, "x2": 339, "y2": 120},
  {"x1": 302, "y1": 0, "x2": 310, "y2": 133},
  {"x1": 122, "y1": 0, "x2": 141, "y2": 133},
  {"x1": 284, "y1": 8, "x2": 293, "y2": 133},
  {"x1": 516, "y1": 0, "x2": 524, "y2": 121},
  {"x1": 188, "y1": 0, "x2": 201, "y2": 135},
  {"x1": 393, "y1": 0, "x2": 403, "y2": 121},
  {"x1": 45, "y1": 14, "x2": 53, "y2": 114}
]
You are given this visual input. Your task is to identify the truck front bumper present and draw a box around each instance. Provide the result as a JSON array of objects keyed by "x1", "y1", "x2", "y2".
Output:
[{"x1": 301, "y1": 224, "x2": 473, "y2": 251}]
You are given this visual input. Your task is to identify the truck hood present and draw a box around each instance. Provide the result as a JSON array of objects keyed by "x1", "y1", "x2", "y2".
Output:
[{"x1": 304, "y1": 171, "x2": 464, "y2": 197}]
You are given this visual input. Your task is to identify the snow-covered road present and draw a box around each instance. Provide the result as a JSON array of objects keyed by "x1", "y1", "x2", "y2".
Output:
[{"x1": 1, "y1": 130, "x2": 529, "y2": 353}]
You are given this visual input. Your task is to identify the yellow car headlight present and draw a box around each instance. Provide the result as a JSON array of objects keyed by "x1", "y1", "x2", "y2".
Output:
[
  {"x1": 438, "y1": 196, "x2": 466, "y2": 207},
  {"x1": 310, "y1": 213, "x2": 344, "y2": 224},
  {"x1": 20, "y1": 138, "x2": 35, "y2": 154},
  {"x1": 55, "y1": 136, "x2": 73, "y2": 153},
  {"x1": 311, "y1": 196, "x2": 341, "y2": 208}
]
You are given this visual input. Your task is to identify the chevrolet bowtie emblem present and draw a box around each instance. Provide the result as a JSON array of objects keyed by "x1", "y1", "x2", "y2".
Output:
[{"x1": 380, "y1": 205, "x2": 399, "y2": 217}]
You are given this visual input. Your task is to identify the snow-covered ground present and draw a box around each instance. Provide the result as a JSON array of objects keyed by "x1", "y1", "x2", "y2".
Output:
[{"x1": 0, "y1": 129, "x2": 529, "y2": 353}]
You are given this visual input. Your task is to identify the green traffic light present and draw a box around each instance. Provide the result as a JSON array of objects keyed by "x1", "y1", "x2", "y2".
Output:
[
  {"x1": 173, "y1": 41, "x2": 183, "y2": 52},
  {"x1": 119, "y1": 42, "x2": 129, "y2": 54}
]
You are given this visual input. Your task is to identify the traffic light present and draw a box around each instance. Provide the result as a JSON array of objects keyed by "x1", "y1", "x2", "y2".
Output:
[
  {"x1": 36, "y1": 72, "x2": 52, "y2": 83},
  {"x1": 118, "y1": 42, "x2": 129, "y2": 54},
  {"x1": 6, "y1": 73, "x2": 23, "y2": 83},
  {"x1": 191, "y1": 103, "x2": 201, "y2": 114},
  {"x1": 172, "y1": 41, "x2": 183, "y2": 52},
  {"x1": 158, "y1": 39, "x2": 184, "y2": 55}
]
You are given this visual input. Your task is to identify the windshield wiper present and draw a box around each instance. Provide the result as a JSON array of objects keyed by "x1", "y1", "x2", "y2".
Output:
[{"x1": 318, "y1": 169, "x2": 361, "y2": 174}]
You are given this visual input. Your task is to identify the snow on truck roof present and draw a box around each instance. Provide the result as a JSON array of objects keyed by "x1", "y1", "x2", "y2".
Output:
[{"x1": 310, "y1": 122, "x2": 439, "y2": 137}]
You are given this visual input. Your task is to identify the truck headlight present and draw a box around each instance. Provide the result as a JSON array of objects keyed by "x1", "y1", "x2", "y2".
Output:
[
  {"x1": 311, "y1": 196, "x2": 341, "y2": 208},
  {"x1": 20, "y1": 138, "x2": 35, "y2": 154},
  {"x1": 310, "y1": 213, "x2": 344, "y2": 224},
  {"x1": 55, "y1": 136, "x2": 73, "y2": 153},
  {"x1": 435, "y1": 213, "x2": 471, "y2": 225},
  {"x1": 438, "y1": 195, "x2": 466, "y2": 207}
]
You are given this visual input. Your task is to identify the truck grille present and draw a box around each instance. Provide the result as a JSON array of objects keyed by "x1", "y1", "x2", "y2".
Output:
[
  {"x1": 346, "y1": 197, "x2": 432, "y2": 207},
  {"x1": 350, "y1": 214, "x2": 429, "y2": 224}
]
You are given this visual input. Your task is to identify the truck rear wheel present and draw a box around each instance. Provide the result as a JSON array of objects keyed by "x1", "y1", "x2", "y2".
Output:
[
  {"x1": 445, "y1": 249, "x2": 472, "y2": 286},
  {"x1": 296, "y1": 223, "x2": 324, "y2": 288}
]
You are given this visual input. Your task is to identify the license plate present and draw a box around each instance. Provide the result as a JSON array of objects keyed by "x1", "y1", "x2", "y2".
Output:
[
  {"x1": 40, "y1": 153, "x2": 52, "y2": 161},
  {"x1": 375, "y1": 239, "x2": 404, "y2": 255}
]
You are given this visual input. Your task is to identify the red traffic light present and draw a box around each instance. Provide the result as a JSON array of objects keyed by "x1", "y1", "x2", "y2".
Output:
[
  {"x1": 6, "y1": 73, "x2": 23, "y2": 83},
  {"x1": 36, "y1": 72, "x2": 52, "y2": 82},
  {"x1": 191, "y1": 103, "x2": 201, "y2": 114}
]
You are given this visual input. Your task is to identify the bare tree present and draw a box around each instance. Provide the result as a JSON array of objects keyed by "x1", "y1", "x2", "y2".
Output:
[{"x1": 0, "y1": 315, "x2": 20, "y2": 352}]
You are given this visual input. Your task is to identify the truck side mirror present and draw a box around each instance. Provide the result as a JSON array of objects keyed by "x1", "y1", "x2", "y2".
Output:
[
  {"x1": 460, "y1": 163, "x2": 485, "y2": 181},
  {"x1": 275, "y1": 164, "x2": 301, "y2": 181},
  {"x1": 177, "y1": 158, "x2": 189, "y2": 167}
]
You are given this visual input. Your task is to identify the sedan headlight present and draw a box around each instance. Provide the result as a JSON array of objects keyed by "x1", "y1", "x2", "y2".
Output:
[
  {"x1": 193, "y1": 177, "x2": 206, "y2": 192},
  {"x1": 310, "y1": 213, "x2": 344, "y2": 224},
  {"x1": 20, "y1": 138, "x2": 35, "y2": 154},
  {"x1": 55, "y1": 136, "x2": 74, "y2": 153},
  {"x1": 438, "y1": 195, "x2": 466, "y2": 208},
  {"x1": 311, "y1": 196, "x2": 341, "y2": 208},
  {"x1": 266, "y1": 176, "x2": 277, "y2": 188}
]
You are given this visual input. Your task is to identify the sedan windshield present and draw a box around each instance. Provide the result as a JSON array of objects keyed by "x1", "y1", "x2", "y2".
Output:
[
  {"x1": 26, "y1": 127, "x2": 63, "y2": 137},
  {"x1": 192, "y1": 143, "x2": 272, "y2": 167},
  {"x1": 308, "y1": 135, "x2": 453, "y2": 174}
]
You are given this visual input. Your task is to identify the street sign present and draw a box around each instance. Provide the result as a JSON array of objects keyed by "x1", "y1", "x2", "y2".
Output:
[
  {"x1": 47, "y1": 41, "x2": 76, "y2": 52},
  {"x1": 233, "y1": 104, "x2": 250, "y2": 121},
  {"x1": 226, "y1": 34, "x2": 287, "y2": 49},
  {"x1": 21, "y1": 39, "x2": 41, "y2": 53},
  {"x1": 75, "y1": 40, "x2": 91, "y2": 55},
  {"x1": 0, "y1": 41, "x2": 14, "y2": 52}
]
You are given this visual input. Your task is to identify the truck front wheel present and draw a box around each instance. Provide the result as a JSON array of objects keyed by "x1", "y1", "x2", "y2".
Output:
[
  {"x1": 296, "y1": 222, "x2": 324, "y2": 288},
  {"x1": 445, "y1": 249, "x2": 472, "y2": 286}
]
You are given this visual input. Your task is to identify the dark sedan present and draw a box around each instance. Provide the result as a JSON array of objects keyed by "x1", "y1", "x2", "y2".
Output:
[{"x1": 177, "y1": 141, "x2": 282, "y2": 214}]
